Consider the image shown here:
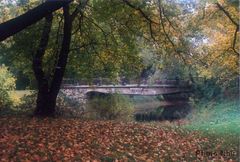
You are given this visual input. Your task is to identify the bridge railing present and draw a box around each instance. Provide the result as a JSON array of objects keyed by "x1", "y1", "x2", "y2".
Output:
[{"x1": 62, "y1": 78, "x2": 192, "y2": 87}]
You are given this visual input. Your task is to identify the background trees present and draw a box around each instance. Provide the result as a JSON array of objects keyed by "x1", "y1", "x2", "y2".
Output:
[
  {"x1": 0, "y1": 0, "x2": 238, "y2": 116},
  {"x1": 0, "y1": 0, "x2": 156, "y2": 116},
  {"x1": 180, "y1": 0, "x2": 239, "y2": 99}
]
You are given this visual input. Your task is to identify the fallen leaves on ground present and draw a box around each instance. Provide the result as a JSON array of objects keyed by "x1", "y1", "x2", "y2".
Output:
[{"x1": 0, "y1": 117, "x2": 237, "y2": 161}]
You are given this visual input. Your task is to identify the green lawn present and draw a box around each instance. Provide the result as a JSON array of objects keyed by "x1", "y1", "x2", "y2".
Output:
[
  {"x1": 185, "y1": 100, "x2": 240, "y2": 135},
  {"x1": 181, "y1": 99, "x2": 240, "y2": 154}
]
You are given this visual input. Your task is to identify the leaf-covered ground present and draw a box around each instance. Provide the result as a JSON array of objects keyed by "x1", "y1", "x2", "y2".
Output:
[{"x1": 0, "y1": 117, "x2": 238, "y2": 161}]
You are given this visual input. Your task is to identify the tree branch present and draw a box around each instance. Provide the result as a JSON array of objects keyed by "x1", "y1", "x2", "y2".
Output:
[
  {"x1": 84, "y1": 15, "x2": 110, "y2": 48},
  {"x1": 0, "y1": 0, "x2": 72, "y2": 42},
  {"x1": 70, "y1": 0, "x2": 89, "y2": 21},
  {"x1": 215, "y1": 3, "x2": 238, "y2": 26},
  {"x1": 33, "y1": 14, "x2": 53, "y2": 92},
  {"x1": 122, "y1": 0, "x2": 158, "y2": 41},
  {"x1": 50, "y1": 4, "x2": 73, "y2": 96},
  {"x1": 216, "y1": 2, "x2": 239, "y2": 56},
  {"x1": 157, "y1": 0, "x2": 186, "y2": 63}
]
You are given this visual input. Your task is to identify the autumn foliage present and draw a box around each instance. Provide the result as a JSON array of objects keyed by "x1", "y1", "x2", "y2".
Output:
[{"x1": 0, "y1": 117, "x2": 237, "y2": 161}]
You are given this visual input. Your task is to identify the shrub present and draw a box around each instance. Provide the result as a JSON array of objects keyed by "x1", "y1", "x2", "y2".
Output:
[
  {"x1": 17, "y1": 91, "x2": 84, "y2": 117},
  {"x1": 0, "y1": 65, "x2": 16, "y2": 110},
  {"x1": 17, "y1": 91, "x2": 37, "y2": 112},
  {"x1": 86, "y1": 93, "x2": 134, "y2": 120},
  {"x1": 55, "y1": 93, "x2": 85, "y2": 118},
  {"x1": 193, "y1": 78, "x2": 222, "y2": 100}
]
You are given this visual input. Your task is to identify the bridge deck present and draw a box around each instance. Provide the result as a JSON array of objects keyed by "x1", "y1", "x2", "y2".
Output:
[
  {"x1": 62, "y1": 84, "x2": 191, "y2": 95},
  {"x1": 62, "y1": 84, "x2": 190, "y2": 89}
]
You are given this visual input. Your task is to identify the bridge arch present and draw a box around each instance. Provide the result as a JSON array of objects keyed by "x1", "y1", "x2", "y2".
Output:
[{"x1": 61, "y1": 79, "x2": 193, "y2": 120}]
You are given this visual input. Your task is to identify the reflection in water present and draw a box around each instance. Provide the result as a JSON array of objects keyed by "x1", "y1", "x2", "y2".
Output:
[{"x1": 132, "y1": 95, "x2": 191, "y2": 121}]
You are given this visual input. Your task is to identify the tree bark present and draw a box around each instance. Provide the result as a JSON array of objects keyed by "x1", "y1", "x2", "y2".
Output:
[
  {"x1": 34, "y1": 92, "x2": 57, "y2": 117},
  {"x1": 34, "y1": 5, "x2": 72, "y2": 117},
  {"x1": 0, "y1": 0, "x2": 72, "y2": 42},
  {"x1": 33, "y1": 14, "x2": 55, "y2": 116},
  {"x1": 50, "y1": 5, "x2": 72, "y2": 98},
  {"x1": 33, "y1": 5, "x2": 72, "y2": 117}
]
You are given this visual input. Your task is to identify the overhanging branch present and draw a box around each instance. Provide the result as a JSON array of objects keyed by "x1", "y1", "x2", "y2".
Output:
[
  {"x1": 122, "y1": 0, "x2": 158, "y2": 41},
  {"x1": 0, "y1": 0, "x2": 72, "y2": 42},
  {"x1": 216, "y1": 2, "x2": 239, "y2": 56}
]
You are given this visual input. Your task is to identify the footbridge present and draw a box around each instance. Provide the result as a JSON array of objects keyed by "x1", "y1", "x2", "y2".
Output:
[
  {"x1": 61, "y1": 79, "x2": 192, "y2": 96},
  {"x1": 61, "y1": 79, "x2": 193, "y2": 120}
]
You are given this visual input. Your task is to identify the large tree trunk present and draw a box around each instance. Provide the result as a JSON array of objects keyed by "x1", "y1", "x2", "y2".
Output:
[
  {"x1": 33, "y1": 5, "x2": 72, "y2": 117},
  {"x1": 0, "y1": 0, "x2": 72, "y2": 42},
  {"x1": 35, "y1": 91, "x2": 57, "y2": 117},
  {"x1": 33, "y1": 14, "x2": 55, "y2": 116},
  {"x1": 50, "y1": 5, "x2": 72, "y2": 99}
]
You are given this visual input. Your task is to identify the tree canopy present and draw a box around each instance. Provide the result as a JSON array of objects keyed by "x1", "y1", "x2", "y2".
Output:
[{"x1": 0, "y1": 0, "x2": 238, "y2": 116}]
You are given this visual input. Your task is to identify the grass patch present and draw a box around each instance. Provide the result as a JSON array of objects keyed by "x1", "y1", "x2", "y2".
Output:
[
  {"x1": 182, "y1": 99, "x2": 239, "y2": 154},
  {"x1": 185, "y1": 99, "x2": 240, "y2": 135}
]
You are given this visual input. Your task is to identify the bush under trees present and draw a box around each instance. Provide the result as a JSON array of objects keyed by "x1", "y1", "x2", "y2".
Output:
[
  {"x1": 17, "y1": 92, "x2": 83, "y2": 117},
  {"x1": 86, "y1": 93, "x2": 134, "y2": 120},
  {"x1": 0, "y1": 65, "x2": 16, "y2": 110}
]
